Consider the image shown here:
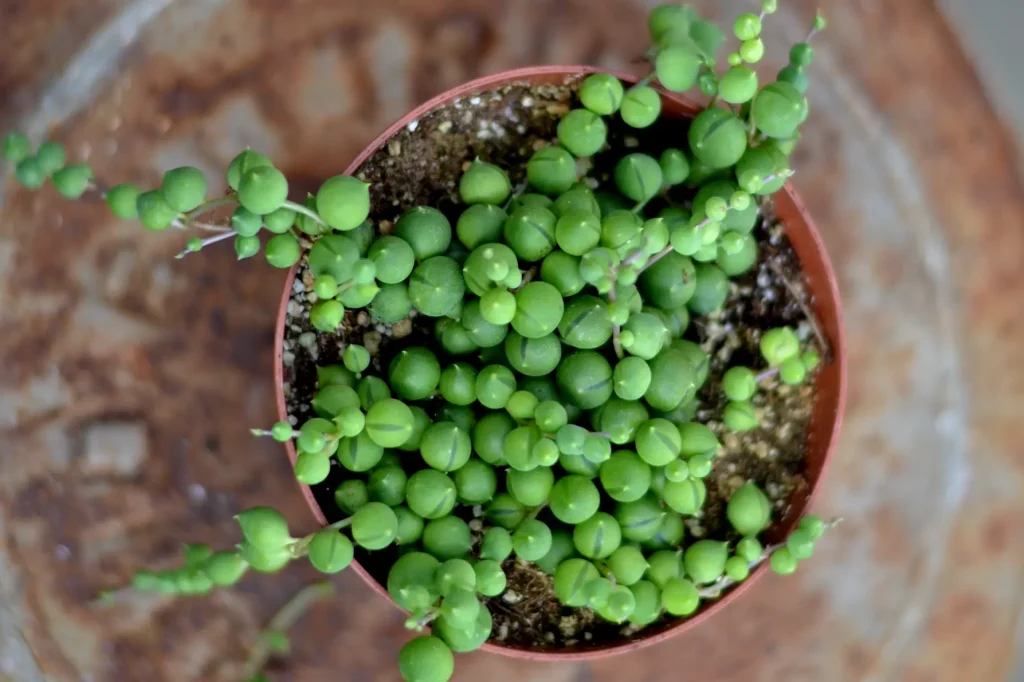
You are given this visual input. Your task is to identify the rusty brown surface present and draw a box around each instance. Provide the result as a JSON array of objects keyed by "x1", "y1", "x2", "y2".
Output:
[{"x1": 1, "y1": 0, "x2": 1023, "y2": 681}]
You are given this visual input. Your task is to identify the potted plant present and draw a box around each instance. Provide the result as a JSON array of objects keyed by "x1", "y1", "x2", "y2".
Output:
[{"x1": 2, "y1": 2, "x2": 844, "y2": 680}]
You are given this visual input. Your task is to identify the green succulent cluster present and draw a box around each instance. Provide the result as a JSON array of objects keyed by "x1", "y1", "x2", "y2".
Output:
[
  {"x1": 5, "y1": 3, "x2": 835, "y2": 681},
  {"x1": 720, "y1": 326, "x2": 819, "y2": 431}
]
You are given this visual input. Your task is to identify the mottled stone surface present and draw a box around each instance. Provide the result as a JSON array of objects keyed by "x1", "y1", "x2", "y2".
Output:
[{"x1": 1, "y1": 0, "x2": 1023, "y2": 681}]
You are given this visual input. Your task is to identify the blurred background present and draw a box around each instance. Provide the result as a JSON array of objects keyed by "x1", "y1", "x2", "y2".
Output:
[{"x1": 1, "y1": 0, "x2": 1023, "y2": 680}]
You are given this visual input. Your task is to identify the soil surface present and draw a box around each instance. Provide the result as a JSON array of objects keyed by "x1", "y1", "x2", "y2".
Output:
[{"x1": 281, "y1": 78, "x2": 818, "y2": 651}]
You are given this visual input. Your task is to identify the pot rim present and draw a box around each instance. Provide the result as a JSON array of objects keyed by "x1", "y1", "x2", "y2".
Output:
[{"x1": 273, "y1": 64, "x2": 847, "y2": 661}]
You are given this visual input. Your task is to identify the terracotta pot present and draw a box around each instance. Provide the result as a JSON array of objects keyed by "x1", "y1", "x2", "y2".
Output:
[{"x1": 274, "y1": 66, "x2": 847, "y2": 660}]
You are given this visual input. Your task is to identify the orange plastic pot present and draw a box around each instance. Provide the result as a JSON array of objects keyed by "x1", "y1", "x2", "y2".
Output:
[{"x1": 274, "y1": 65, "x2": 846, "y2": 660}]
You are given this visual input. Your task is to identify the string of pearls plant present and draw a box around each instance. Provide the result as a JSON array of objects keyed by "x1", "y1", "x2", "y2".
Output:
[{"x1": 3, "y1": 3, "x2": 836, "y2": 681}]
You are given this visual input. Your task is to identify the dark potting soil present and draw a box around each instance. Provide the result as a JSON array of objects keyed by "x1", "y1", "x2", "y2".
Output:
[{"x1": 280, "y1": 77, "x2": 821, "y2": 651}]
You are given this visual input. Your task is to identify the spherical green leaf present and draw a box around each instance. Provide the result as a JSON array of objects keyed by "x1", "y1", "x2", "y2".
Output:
[
  {"x1": 460, "y1": 161, "x2": 511, "y2": 205},
  {"x1": 613, "y1": 357, "x2": 653, "y2": 401},
  {"x1": 556, "y1": 295, "x2": 611, "y2": 349},
  {"x1": 236, "y1": 542, "x2": 291, "y2": 573},
  {"x1": 513, "y1": 519, "x2": 553, "y2": 561},
  {"x1": 136, "y1": 190, "x2": 178, "y2": 231},
  {"x1": 760, "y1": 327, "x2": 800, "y2": 365},
  {"x1": 527, "y1": 146, "x2": 576, "y2": 196},
  {"x1": 161, "y1": 166, "x2": 207, "y2": 212},
  {"x1": 534, "y1": 400, "x2": 568, "y2": 433},
  {"x1": 1, "y1": 132, "x2": 30, "y2": 163},
  {"x1": 688, "y1": 107, "x2": 747, "y2": 170},
  {"x1": 719, "y1": 66, "x2": 759, "y2": 105},
  {"x1": 620, "y1": 86, "x2": 661, "y2": 128},
  {"x1": 751, "y1": 82, "x2": 806, "y2": 139},
  {"x1": 472, "y1": 412, "x2": 515, "y2": 466},
  {"x1": 105, "y1": 183, "x2": 141, "y2": 219},
  {"x1": 265, "y1": 234, "x2": 301, "y2": 269},
  {"x1": 435, "y1": 602, "x2": 493, "y2": 653},
  {"x1": 336, "y1": 430, "x2": 384, "y2": 472},
  {"x1": 367, "y1": 466, "x2": 408, "y2": 507},
  {"x1": 422, "y1": 515, "x2": 472, "y2": 560},
  {"x1": 316, "y1": 175, "x2": 370, "y2": 231},
  {"x1": 235, "y1": 507, "x2": 291, "y2": 550},
  {"x1": 717, "y1": 234, "x2": 758, "y2": 276},
  {"x1": 579, "y1": 73, "x2": 625, "y2": 115},
  {"x1": 638, "y1": 251, "x2": 696, "y2": 309},
  {"x1": 403, "y1": 470, "x2": 456, "y2": 520},
  {"x1": 770, "y1": 547, "x2": 798, "y2": 575},
  {"x1": 368, "y1": 283, "x2": 411, "y2": 323},
  {"x1": 573, "y1": 512, "x2": 622, "y2": 559},
  {"x1": 736, "y1": 536, "x2": 763, "y2": 563},
  {"x1": 661, "y1": 577, "x2": 700, "y2": 615},
  {"x1": 419, "y1": 421, "x2": 471, "y2": 472},
  {"x1": 659, "y1": 477, "x2": 706, "y2": 515},
  {"x1": 294, "y1": 451, "x2": 331, "y2": 484},
  {"x1": 456, "y1": 204, "x2": 507, "y2": 250},
  {"x1": 629, "y1": 580, "x2": 662, "y2": 625},
  {"x1": 202, "y1": 550, "x2": 249, "y2": 586},
  {"x1": 389, "y1": 347, "x2": 441, "y2": 400},
  {"x1": 683, "y1": 539, "x2": 728, "y2": 584},
  {"x1": 36, "y1": 140, "x2": 66, "y2": 175},
  {"x1": 237, "y1": 166, "x2": 287, "y2": 215},
  {"x1": 597, "y1": 398, "x2": 649, "y2": 445},
  {"x1": 723, "y1": 400, "x2": 759, "y2": 431},
  {"x1": 398, "y1": 636, "x2": 454, "y2": 682},
  {"x1": 14, "y1": 156, "x2": 45, "y2": 190},
  {"x1": 725, "y1": 555, "x2": 751, "y2": 581},
  {"x1": 599, "y1": 450, "x2": 653, "y2": 503},
  {"x1": 726, "y1": 481, "x2": 771, "y2": 536},
  {"x1": 507, "y1": 466, "x2": 554, "y2": 507},
  {"x1": 395, "y1": 207, "x2": 452, "y2": 261},
  {"x1": 409, "y1": 256, "x2": 465, "y2": 317},
  {"x1": 555, "y1": 210, "x2": 601, "y2": 257},
  {"x1": 52, "y1": 164, "x2": 93, "y2": 200},
  {"x1": 557, "y1": 350, "x2": 613, "y2": 410},
  {"x1": 308, "y1": 530, "x2": 354, "y2": 573},
  {"x1": 615, "y1": 496, "x2": 666, "y2": 543},
  {"x1": 394, "y1": 506, "x2": 425, "y2": 546},
  {"x1": 485, "y1": 492, "x2": 526, "y2": 529},
  {"x1": 434, "y1": 558, "x2": 476, "y2": 596},
  {"x1": 643, "y1": 349, "x2": 697, "y2": 412},
  {"x1": 614, "y1": 154, "x2": 663, "y2": 204},
  {"x1": 510, "y1": 281, "x2": 563, "y2": 338},
  {"x1": 553, "y1": 558, "x2": 601, "y2": 607},
  {"x1": 558, "y1": 109, "x2": 608, "y2": 157},
  {"x1": 655, "y1": 46, "x2": 702, "y2": 92},
  {"x1": 334, "y1": 479, "x2": 369, "y2": 515},
  {"x1": 549, "y1": 475, "x2": 601, "y2": 524}
]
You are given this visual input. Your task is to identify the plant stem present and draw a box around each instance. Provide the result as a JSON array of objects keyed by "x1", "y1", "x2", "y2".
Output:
[
  {"x1": 326, "y1": 518, "x2": 353, "y2": 531},
  {"x1": 638, "y1": 245, "x2": 672, "y2": 274},
  {"x1": 502, "y1": 182, "x2": 528, "y2": 211},
  {"x1": 186, "y1": 196, "x2": 237, "y2": 221},
  {"x1": 288, "y1": 518, "x2": 352, "y2": 557},
  {"x1": 241, "y1": 582, "x2": 335, "y2": 682},
  {"x1": 607, "y1": 285, "x2": 624, "y2": 360},
  {"x1": 173, "y1": 218, "x2": 228, "y2": 233},
  {"x1": 249, "y1": 428, "x2": 300, "y2": 439},
  {"x1": 754, "y1": 367, "x2": 779, "y2": 383},
  {"x1": 281, "y1": 200, "x2": 327, "y2": 227},
  {"x1": 524, "y1": 501, "x2": 548, "y2": 522},
  {"x1": 763, "y1": 257, "x2": 831, "y2": 362},
  {"x1": 175, "y1": 231, "x2": 235, "y2": 258},
  {"x1": 414, "y1": 609, "x2": 439, "y2": 630}
]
